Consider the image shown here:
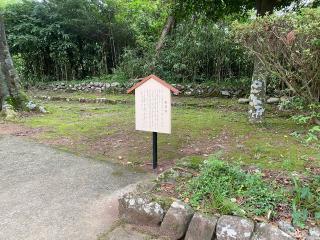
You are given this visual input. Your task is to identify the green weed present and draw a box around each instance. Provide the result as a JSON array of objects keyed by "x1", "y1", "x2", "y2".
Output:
[
  {"x1": 291, "y1": 176, "x2": 320, "y2": 228},
  {"x1": 182, "y1": 157, "x2": 285, "y2": 218}
]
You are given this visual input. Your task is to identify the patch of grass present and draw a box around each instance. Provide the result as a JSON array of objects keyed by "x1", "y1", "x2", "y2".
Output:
[
  {"x1": 176, "y1": 155, "x2": 205, "y2": 170},
  {"x1": 224, "y1": 117, "x2": 319, "y2": 171},
  {"x1": 181, "y1": 157, "x2": 285, "y2": 218},
  {"x1": 23, "y1": 102, "x2": 132, "y2": 141},
  {"x1": 15, "y1": 93, "x2": 319, "y2": 172},
  {"x1": 291, "y1": 176, "x2": 320, "y2": 228},
  {"x1": 179, "y1": 156, "x2": 320, "y2": 227}
]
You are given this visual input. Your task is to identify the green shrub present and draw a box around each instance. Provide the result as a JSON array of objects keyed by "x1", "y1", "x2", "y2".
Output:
[
  {"x1": 158, "y1": 19, "x2": 253, "y2": 84},
  {"x1": 233, "y1": 8, "x2": 320, "y2": 103},
  {"x1": 291, "y1": 176, "x2": 320, "y2": 228},
  {"x1": 112, "y1": 48, "x2": 155, "y2": 82},
  {"x1": 181, "y1": 157, "x2": 320, "y2": 226},
  {"x1": 4, "y1": 0, "x2": 135, "y2": 82},
  {"x1": 183, "y1": 157, "x2": 285, "y2": 218},
  {"x1": 5, "y1": 90, "x2": 29, "y2": 110},
  {"x1": 289, "y1": 101, "x2": 320, "y2": 146},
  {"x1": 114, "y1": 18, "x2": 253, "y2": 85}
]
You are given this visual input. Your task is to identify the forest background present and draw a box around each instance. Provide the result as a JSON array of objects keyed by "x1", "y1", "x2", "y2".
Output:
[{"x1": 1, "y1": 0, "x2": 319, "y2": 112}]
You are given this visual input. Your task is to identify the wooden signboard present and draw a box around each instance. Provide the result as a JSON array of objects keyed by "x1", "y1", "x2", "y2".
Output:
[
  {"x1": 127, "y1": 75, "x2": 179, "y2": 134},
  {"x1": 135, "y1": 78, "x2": 171, "y2": 134},
  {"x1": 127, "y1": 74, "x2": 179, "y2": 169}
]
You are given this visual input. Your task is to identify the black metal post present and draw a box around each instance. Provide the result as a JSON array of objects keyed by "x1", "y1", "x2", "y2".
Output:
[{"x1": 152, "y1": 132, "x2": 158, "y2": 170}]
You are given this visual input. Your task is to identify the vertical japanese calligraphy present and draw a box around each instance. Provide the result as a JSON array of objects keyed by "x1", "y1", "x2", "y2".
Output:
[{"x1": 135, "y1": 78, "x2": 171, "y2": 134}]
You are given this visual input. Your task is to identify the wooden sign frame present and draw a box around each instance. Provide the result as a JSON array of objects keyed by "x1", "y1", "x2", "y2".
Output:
[{"x1": 127, "y1": 74, "x2": 179, "y2": 170}]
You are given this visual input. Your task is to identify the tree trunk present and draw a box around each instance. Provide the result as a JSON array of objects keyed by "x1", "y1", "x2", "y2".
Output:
[
  {"x1": 156, "y1": 15, "x2": 175, "y2": 53},
  {"x1": 248, "y1": 57, "x2": 267, "y2": 123},
  {"x1": 248, "y1": 0, "x2": 276, "y2": 123},
  {"x1": 256, "y1": 0, "x2": 276, "y2": 16},
  {"x1": 0, "y1": 14, "x2": 25, "y2": 113}
]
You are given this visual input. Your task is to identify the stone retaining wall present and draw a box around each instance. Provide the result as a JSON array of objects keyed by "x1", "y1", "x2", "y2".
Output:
[
  {"x1": 34, "y1": 81, "x2": 246, "y2": 97},
  {"x1": 33, "y1": 95, "x2": 129, "y2": 105},
  {"x1": 32, "y1": 95, "x2": 220, "y2": 108},
  {"x1": 118, "y1": 184, "x2": 319, "y2": 240},
  {"x1": 33, "y1": 95, "x2": 286, "y2": 109}
]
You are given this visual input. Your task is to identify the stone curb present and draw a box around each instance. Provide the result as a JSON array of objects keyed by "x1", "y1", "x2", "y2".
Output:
[
  {"x1": 118, "y1": 191, "x2": 315, "y2": 240},
  {"x1": 33, "y1": 95, "x2": 130, "y2": 105},
  {"x1": 119, "y1": 183, "x2": 320, "y2": 240}
]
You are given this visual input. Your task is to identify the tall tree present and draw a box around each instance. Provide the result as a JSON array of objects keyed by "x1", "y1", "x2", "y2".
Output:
[
  {"x1": 5, "y1": 0, "x2": 135, "y2": 82},
  {"x1": 248, "y1": 0, "x2": 319, "y2": 122},
  {"x1": 156, "y1": 15, "x2": 175, "y2": 53},
  {"x1": 172, "y1": 0, "x2": 297, "y2": 123},
  {"x1": 0, "y1": 14, "x2": 25, "y2": 116}
]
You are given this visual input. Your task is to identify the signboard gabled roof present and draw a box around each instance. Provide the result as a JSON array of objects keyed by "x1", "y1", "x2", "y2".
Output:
[{"x1": 127, "y1": 74, "x2": 180, "y2": 95}]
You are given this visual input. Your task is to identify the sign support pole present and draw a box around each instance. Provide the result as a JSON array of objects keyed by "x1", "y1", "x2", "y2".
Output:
[
  {"x1": 152, "y1": 132, "x2": 158, "y2": 170},
  {"x1": 127, "y1": 75, "x2": 180, "y2": 173}
]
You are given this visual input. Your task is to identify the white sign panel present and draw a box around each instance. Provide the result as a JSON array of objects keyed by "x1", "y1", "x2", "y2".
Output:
[{"x1": 135, "y1": 78, "x2": 171, "y2": 134}]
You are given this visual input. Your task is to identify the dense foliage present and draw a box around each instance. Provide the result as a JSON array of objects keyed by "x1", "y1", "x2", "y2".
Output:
[
  {"x1": 4, "y1": 0, "x2": 253, "y2": 86},
  {"x1": 115, "y1": 18, "x2": 253, "y2": 85},
  {"x1": 182, "y1": 157, "x2": 320, "y2": 226},
  {"x1": 2, "y1": 0, "x2": 320, "y2": 104},
  {"x1": 159, "y1": 20, "x2": 252, "y2": 84},
  {"x1": 0, "y1": 0, "x2": 20, "y2": 8},
  {"x1": 4, "y1": 0, "x2": 135, "y2": 82},
  {"x1": 115, "y1": 0, "x2": 168, "y2": 49},
  {"x1": 172, "y1": 0, "x2": 254, "y2": 20},
  {"x1": 183, "y1": 157, "x2": 284, "y2": 218},
  {"x1": 234, "y1": 8, "x2": 320, "y2": 103}
]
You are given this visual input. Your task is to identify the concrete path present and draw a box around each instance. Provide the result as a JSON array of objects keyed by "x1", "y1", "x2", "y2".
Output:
[{"x1": 0, "y1": 135, "x2": 147, "y2": 240}]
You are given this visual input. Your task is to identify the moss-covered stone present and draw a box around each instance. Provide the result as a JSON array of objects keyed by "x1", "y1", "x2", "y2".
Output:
[
  {"x1": 1, "y1": 102, "x2": 17, "y2": 120},
  {"x1": 5, "y1": 91, "x2": 29, "y2": 110},
  {"x1": 119, "y1": 192, "x2": 165, "y2": 226},
  {"x1": 150, "y1": 195, "x2": 174, "y2": 212}
]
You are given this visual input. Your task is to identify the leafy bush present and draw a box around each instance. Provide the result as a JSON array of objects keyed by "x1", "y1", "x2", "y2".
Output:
[
  {"x1": 114, "y1": 0, "x2": 168, "y2": 49},
  {"x1": 291, "y1": 176, "x2": 320, "y2": 228},
  {"x1": 114, "y1": 18, "x2": 253, "y2": 85},
  {"x1": 181, "y1": 156, "x2": 320, "y2": 226},
  {"x1": 4, "y1": 0, "x2": 135, "y2": 82},
  {"x1": 183, "y1": 157, "x2": 284, "y2": 218},
  {"x1": 233, "y1": 8, "x2": 320, "y2": 103},
  {"x1": 286, "y1": 100, "x2": 320, "y2": 145},
  {"x1": 112, "y1": 48, "x2": 155, "y2": 82},
  {"x1": 158, "y1": 19, "x2": 253, "y2": 84}
]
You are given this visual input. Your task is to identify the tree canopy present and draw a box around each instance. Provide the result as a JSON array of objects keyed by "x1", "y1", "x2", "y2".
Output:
[
  {"x1": 172, "y1": 0, "x2": 302, "y2": 19},
  {"x1": 4, "y1": 0, "x2": 136, "y2": 81},
  {"x1": 1, "y1": 0, "x2": 319, "y2": 106}
]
